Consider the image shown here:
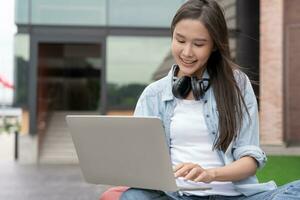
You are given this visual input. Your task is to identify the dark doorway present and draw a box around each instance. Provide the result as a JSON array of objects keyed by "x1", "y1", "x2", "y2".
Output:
[
  {"x1": 236, "y1": 0, "x2": 260, "y2": 101},
  {"x1": 37, "y1": 43, "x2": 102, "y2": 115}
]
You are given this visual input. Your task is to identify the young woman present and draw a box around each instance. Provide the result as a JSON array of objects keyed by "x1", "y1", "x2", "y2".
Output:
[{"x1": 120, "y1": 0, "x2": 300, "y2": 199}]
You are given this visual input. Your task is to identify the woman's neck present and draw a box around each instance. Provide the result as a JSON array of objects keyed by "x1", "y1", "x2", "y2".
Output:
[{"x1": 185, "y1": 91, "x2": 195, "y2": 100}]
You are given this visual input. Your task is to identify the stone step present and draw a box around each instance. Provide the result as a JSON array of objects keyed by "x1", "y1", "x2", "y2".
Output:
[
  {"x1": 41, "y1": 142, "x2": 76, "y2": 149},
  {"x1": 39, "y1": 155, "x2": 78, "y2": 164},
  {"x1": 39, "y1": 111, "x2": 84, "y2": 164},
  {"x1": 40, "y1": 148, "x2": 77, "y2": 154},
  {"x1": 40, "y1": 151, "x2": 77, "y2": 158}
]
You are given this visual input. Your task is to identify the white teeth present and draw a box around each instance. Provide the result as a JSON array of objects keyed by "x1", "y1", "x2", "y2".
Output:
[
  {"x1": 181, "y1": 59, "x2": 195, "y2": 64},
  {"x1": 180, "y1": 57, "x2": 196, "y2": 64}
]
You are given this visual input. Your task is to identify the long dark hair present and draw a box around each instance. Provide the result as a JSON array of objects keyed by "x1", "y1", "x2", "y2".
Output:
[{"x1": 171, "y1": 0, "x2": 249, "y2": 152}]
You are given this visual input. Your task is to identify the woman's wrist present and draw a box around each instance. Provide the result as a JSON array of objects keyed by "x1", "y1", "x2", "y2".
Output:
[
  {"x1": 207, "y1": 168, "x2": 218, "y2": 182},
  {"x1": 206, "y1": 157, "x2": 258, "y2": 182}
]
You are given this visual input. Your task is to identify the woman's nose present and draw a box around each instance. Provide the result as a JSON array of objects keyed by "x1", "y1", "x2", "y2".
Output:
[{"x1": 182, "y1": 44, "x2": 193, "y2": 57}]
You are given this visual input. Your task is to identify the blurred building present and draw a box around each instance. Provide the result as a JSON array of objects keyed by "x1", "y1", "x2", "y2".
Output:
[
  {"x1": 14, "y1": 0, "x2": 185, "y2": 163},
  {"x1": 13, "y1": 0, "x2": 300, "y2": 163},
  {"x1": 260, "y1": 0, "x2": 300, "y2": 146}
]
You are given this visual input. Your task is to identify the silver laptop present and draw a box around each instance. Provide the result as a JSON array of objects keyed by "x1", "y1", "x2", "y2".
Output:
[{"x1": 66, "y1": 115, "x2": 211, "y2": 192}]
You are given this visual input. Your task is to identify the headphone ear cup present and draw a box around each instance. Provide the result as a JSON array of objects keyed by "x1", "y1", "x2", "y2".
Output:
[
  {"x1": 191, "y1": 77, "x2": 202, "y2": 100},
  {"x1": 172, "y1": 76, "x2": 192, "y2": 99}
]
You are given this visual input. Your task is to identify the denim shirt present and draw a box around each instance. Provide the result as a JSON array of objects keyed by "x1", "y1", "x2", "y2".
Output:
[{"x1": 133, "y1": 65, "x2": 277, "y2": 196}]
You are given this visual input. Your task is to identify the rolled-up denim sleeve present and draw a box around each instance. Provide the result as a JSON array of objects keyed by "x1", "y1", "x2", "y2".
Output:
[
  {"x1": 232, "y1": 73, "x2": 267, "y2": 169},
  {"x1": 233, "y1": 145, "x2": 267, "y2": 169}
]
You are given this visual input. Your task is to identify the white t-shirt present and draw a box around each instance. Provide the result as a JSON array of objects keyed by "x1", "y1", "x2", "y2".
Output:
[{"x1": 170, "y1": 99, "x2": 241, "y2": 196}]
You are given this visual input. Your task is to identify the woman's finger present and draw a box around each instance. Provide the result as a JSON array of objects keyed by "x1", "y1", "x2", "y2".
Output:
[
  {"x1": 184, "y1": 167, "x2": 200, "y2": 180},
  {"x1": 194, "y1": 171, "x2": 206, "y2": 182},
  {"x1": 174, "y1": 164, "x2": 194, "y2": 177},
  {"x1": 173, "y1": 163, "x2": 184, "y2": 172}
]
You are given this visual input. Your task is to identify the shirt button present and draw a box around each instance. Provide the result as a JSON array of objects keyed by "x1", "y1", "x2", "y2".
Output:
[
  {"x1": 206, "y1": 114, "x2": 210, "y2": 118},
  {"x1": 204, "y1": 100, "x2": 208, "y2": 104},
  {"x1": 212, "y1": 132, "x2": 216, "y2": 135}
]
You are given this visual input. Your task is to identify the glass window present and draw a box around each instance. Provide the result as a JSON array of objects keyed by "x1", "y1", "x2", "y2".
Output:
[
  {"x1": 15, "y1": 0, "x2": 29, "y2": 24},
  {"x1": 229, "y1": 38, "x2": 236, "y2": 59},
  {"x1": 106, "y1": 36, "x2": 171, "y2": 113},
  {"x1": 16, "y1": 0, "x2": 186, "y2": 27},
  {"x1": 31, "y1": 0, "x2": 106, "y2": 26},
  {"x1": 108, "y1": 0, "x2": 184, "y2": 27},
  {"x1": 14, "y1": 34, "x2": 30, "y2": 107}
]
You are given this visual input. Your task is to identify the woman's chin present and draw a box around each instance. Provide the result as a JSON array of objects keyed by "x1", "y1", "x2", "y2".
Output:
[{"x1": 178, "y1": 65, "x2": 198, "y2": 76}]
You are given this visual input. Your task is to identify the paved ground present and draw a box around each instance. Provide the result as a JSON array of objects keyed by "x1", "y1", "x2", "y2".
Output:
[
  {"x1": 0, "y1": 161, "x2": 108, "y2": 200},
  {"x1": 1, "y1": 145, "x2": 299, "y2": 200}
]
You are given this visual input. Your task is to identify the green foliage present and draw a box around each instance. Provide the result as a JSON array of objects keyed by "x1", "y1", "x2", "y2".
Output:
[
  {"x1": 86, "y1": 79, "x2": 100, "y2": 110},
  {"x1": 14, "y1": 57, "x2": 29, "y2": 108},
  {"x1": 256, "y1": 156, "x2": 300, "y2": 186},
  {"x1": 108, "y1": 83, "x2": 147, "y2": 110},
  {"x1": 0, "y1": 116, "x2": 20, "y2": 134}
]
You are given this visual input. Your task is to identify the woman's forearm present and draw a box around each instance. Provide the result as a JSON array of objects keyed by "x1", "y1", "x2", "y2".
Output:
[{"x1": 210, "y1": 156, "x2": 258, "y2": 182}]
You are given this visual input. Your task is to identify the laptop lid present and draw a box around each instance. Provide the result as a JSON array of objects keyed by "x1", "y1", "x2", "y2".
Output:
[{"x1": 66, "y1": 115, "x2": 179, "y2": 191}]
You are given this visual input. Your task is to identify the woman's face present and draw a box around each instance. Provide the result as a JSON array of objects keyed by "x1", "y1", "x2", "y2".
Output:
[{"x1": 171, "y1": 19, "x2": 214, "y2": 78}]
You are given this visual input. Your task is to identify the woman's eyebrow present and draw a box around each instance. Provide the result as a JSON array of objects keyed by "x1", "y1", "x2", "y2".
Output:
[
  {"x1": 175, "y1": 33, "x2": 185, "y2": 38},
  {"x1": 175, "y1": 33, "x2": 207, "y2": 42}
]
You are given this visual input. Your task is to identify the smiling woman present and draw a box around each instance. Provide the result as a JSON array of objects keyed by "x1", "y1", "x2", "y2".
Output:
[{"x1": 116, "y1": 0, "x2": 300, "y2": 199}]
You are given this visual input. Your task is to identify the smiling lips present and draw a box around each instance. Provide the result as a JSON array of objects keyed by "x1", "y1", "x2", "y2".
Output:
[{"x1": 180, "y1": 57, "x2": 197, "y2": 66}]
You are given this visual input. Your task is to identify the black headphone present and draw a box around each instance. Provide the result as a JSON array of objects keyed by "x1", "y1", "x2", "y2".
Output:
[{"x1": 172, "y1": 65, "x2": 210, "y2": 100}]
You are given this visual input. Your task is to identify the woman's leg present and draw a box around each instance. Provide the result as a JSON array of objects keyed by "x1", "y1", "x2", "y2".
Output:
[
  {"x1": 120, "y1": 180, "x2": 300, "y2": 200},
  {"x1": 120, "y1": 188, "x2": 171, "y2": 200},
  {"x1": 243, "y1": 180, "x2": 300, "y2": 200}
]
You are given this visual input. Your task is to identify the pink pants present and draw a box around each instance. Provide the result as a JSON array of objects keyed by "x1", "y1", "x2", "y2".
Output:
[{"x1": 99, "y1": 186, "x2": 129, "y2": 200}]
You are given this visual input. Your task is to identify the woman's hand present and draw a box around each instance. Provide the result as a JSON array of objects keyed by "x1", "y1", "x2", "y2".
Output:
[
  {"x1": 174, "y1": 163, "x2": 216, "y2": 183},
  {"x1": 174, "y1": 157, "x2": 257, "y2": 183}
]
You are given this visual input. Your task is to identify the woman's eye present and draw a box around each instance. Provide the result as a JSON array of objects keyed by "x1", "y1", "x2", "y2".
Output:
[
  {"x1": 176, "y1": 39, "x2": 185, "y2": 43},
  {"x1": 194, "y1": 43, "x2": 204, "y2": 47}
]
